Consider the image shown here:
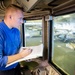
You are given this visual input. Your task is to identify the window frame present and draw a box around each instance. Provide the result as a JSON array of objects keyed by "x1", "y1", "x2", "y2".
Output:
[{"x1": 48, "y1": 12, "x2": 75, "y2": 75}]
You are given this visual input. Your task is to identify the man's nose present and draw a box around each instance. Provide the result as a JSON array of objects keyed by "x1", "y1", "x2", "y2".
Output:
[{"x1": 21, "y1": 19, "x2": 24, "y2": 24}]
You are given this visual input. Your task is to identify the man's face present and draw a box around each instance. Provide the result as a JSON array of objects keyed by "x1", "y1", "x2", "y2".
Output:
[{"x1": 11, "y1": 10, "x2": 24, "y2": 28}]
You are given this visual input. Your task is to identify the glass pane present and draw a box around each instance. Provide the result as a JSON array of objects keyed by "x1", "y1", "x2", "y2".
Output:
[
  {"x1": 53, "y1": 13, "x2": 75, "y2": 75},
  {"x1": 24, "y1": 20, "x2": 42, "y2": 47}
]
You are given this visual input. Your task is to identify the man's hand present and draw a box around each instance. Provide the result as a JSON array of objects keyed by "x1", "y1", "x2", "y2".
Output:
[{"x1": 19, "y1": 48, "x2": 32, "y2": 58}]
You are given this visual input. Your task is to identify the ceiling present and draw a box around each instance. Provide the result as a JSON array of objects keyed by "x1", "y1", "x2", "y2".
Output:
[{"x1": 0, "y1": 0, "x2": 75, "y2": 19}]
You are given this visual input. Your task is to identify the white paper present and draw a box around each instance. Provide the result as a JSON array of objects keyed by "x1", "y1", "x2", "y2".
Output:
[{"x1": 6, "y1": 44, "x2": 43, "y2": 67}]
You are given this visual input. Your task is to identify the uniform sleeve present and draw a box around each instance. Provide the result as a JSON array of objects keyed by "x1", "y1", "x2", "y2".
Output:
[{"x1": 0, "y1": 32, "x2": 8, "y2": 67}]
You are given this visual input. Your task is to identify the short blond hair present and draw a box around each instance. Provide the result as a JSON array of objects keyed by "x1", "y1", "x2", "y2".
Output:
[{"x1": 5, "y1": 4, "x2": 24, "y2": 17}]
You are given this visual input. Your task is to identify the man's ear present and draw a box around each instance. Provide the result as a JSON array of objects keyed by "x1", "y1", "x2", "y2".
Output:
[
  {"x1": 10, "y1": 16, "x2": 11, "y2": 19},
  {"x1": 9, "y1": 15, "x2": 12, "y2": 19}
]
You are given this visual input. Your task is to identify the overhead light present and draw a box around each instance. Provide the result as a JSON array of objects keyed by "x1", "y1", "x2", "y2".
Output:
[{"x1": 63, "y1": 15, "x2": 70, "y2": 18}]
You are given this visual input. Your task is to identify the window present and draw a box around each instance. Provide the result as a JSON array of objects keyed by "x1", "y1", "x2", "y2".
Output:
[
  {"x1": 49, "y1": 13, "x2": 75, "y2": 75},
  {"x1": 24, "y1": 20, "x2": 42, "y2": 47}
]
